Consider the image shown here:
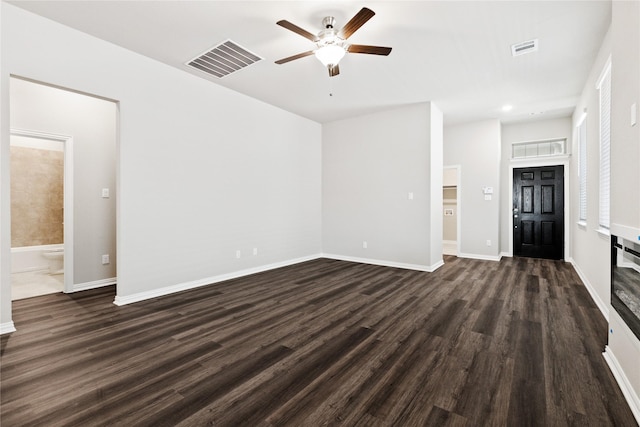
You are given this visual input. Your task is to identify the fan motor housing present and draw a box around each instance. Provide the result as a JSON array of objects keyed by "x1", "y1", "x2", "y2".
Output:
[{"x1": 322, "y1": 16, "x2": 336, "y2": 29}]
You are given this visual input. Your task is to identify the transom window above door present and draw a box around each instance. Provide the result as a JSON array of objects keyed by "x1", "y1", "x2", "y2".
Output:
[{"x1": 512, "y1": 139, "x2": 567, "y2": 159}]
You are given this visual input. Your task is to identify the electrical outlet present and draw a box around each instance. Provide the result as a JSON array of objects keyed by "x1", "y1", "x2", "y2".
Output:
[
  {"x1": 253, "y1": 247, "x2": 258, "y2": 256},
  {"x1": 101, "y1": 254, "x2": 110, "y2": 265},
  {"x1": 363, "y1": 241, "x2": 368, "y2": 249},
  {"x1": 236, "y1": 250, "x2": 241, "y2": 259},
  {"x1": 486, "y1": 240, "x2": 492, "y2": 247}
]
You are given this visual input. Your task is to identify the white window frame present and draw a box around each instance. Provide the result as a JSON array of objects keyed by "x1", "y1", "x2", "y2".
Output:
[{"x1": 596, "y1": 58, "x2": 611, "y2": 232}]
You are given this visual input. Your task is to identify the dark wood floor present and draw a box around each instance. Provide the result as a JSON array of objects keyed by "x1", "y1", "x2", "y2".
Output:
[{"x1": 1, "y1": 256, "x2": 637, "y2": 426}]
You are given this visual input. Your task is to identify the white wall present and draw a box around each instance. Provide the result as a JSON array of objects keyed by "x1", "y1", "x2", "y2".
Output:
[
  {"x1": 611, "y1": 1, "x2": 640, "y2": 230},
  {"x1": 500, "y1": 117, "x2": 573, "y2": 253},
  {"x1": 1, "y1": 3, "x2": 322, "y2": 325},
  {"x1": 570, "y1": 27, "x2": 612, "y2": 315},
  {"x1": 10, "y1": 78, "x2": 117, "y2": 285},
  {"x1": 444, "y1": 119, "x2": 501, "y2": 260},
  {"x1": 322, "y1": 103, "x2": 443, "y2": 271}
]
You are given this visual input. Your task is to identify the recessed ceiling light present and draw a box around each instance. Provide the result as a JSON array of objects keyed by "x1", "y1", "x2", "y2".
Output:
[{"x1": 502, "y1": 104, "x2": 513, "y2": 112}]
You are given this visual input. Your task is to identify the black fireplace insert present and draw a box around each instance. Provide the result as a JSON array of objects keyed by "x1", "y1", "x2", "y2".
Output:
[{"x1": 611, "y1": 235, "x2": 640, "y2": 341}]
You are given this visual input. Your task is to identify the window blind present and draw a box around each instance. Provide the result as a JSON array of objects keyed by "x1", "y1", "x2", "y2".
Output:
[
  {"x1": 598, "y1": 63, "x2": 611, "y2": 230},
  {"x1": 578, "y1": 118, "x2": 587, "y2": 222}
]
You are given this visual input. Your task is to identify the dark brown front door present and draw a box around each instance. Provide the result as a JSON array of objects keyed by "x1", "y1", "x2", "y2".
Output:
[{"x1": 513, "y1": 166, "x2": 564, "y2": 260}]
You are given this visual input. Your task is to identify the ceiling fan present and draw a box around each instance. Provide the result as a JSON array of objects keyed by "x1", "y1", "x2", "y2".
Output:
[{"x1": 275, "y1": 7, "x2": 392, "y2": 77}]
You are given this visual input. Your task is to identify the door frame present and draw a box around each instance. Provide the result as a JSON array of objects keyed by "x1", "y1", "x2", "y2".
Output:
[
  {"x1": 10, "y1": 128, "x2": 74, "y2": 293},
  {"x1": 508, "y1": 156, "x2": 570, "y2": 260}
]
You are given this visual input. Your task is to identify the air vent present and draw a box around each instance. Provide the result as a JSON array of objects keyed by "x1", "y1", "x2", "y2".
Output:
[
  {"x1": 511, "y1": 39, "x2": 538, "y2": 57},
  {"x1": 187, "y1": 40, "x2": 263, "y2": 78}
]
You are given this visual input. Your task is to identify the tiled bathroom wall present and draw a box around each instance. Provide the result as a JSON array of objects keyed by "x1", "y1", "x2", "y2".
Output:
[{"x1": 10, "y1": 146, "x2": 64, "y2": 247}]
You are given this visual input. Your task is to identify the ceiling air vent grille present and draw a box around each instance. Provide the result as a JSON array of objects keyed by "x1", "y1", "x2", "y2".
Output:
[
  {"x1": 511, "y1": 39, "x2": 538, "y2": 57},
  {"x1": 187, "y1": 40, "x2": 263, "y2": 78}
]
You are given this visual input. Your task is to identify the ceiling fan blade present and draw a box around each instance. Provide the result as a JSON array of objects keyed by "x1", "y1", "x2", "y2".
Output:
[
  {"x1": 338, "y1": 7, "x2": 376, "y2": 40},
  {"x1": 347, "y1": 44, "x2": 392, "y2": 56},
  {"x1": 328, "y1": 64, "x2": 340, "y2": 77},
  {"x1": 276, "y1": 20, "x2": 318, "y2": 42},
  {"x1": 275, "y1": 51, "x2": 315, "y2": 64}
]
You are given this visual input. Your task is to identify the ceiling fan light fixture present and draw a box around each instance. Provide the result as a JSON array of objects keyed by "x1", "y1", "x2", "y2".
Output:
[
  {"x1": 275, "y1": 7, "x2": 390, "y2": 77},
  {"x1": 314, "y1": 44, "x2": 346, "y2": 67}
]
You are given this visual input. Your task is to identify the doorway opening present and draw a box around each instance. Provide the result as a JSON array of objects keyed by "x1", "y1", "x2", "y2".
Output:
[
  {"x1": 443, "y1": 165, "x2": 461, "y2": 256},
  {"x1": 10, "y1": 130, "x2": 74, "y2": 299},
  {"x1": 9, "y1": 76, "x2": 118, "y2": 301}
]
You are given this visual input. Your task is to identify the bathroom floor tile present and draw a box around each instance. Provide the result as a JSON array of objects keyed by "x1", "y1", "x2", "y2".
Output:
[{"x1": 11, "y1": 270, "x2": 63, "y2": 300}]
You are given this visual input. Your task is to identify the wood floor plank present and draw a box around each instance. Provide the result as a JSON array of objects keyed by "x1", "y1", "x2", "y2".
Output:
[{"x1": 1, "y1": 257, "x2": 637, "y2": 426}]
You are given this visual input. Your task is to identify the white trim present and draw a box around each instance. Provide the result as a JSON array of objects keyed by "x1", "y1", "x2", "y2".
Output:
[
  {"x1": 10, "y1": 129, "x2": 74, "y2": 293},
  {"x1": 0, "y1": 321, "x2": 16, "y2": 335},
  {"x1": 597, "y1": 228, "x2": 611, "y2": 239},
  {"x1": 603, "y1": 346, "x2": 640, "y2": 424},
  {"x1": 72, "y1": 277, "x2": 116, "y2": 293},
  {"x1": 500, "y1": 251, "x2": 511, "y2": 258},
  {"x1": 508, "y1": 159, "x2": 570, "y2": 259},
  {"x1": 457, "y1": 252, "x2": 502, "y2": 262},
  {"x1": 509, "y1": 154, "x2": 570, "y2": 166},
  {"x1": 611, "y1": 223, "x2": 640, "y2": 243},
  {"x1": 567, "y1": 257, "x2": 609, "y2": 320},
  {"x1": 577, "y1": 221, "x2": 587, "y2": 229},
  {"x1": 114, "y1": 255, "x2": 322, "y2": 306},
  {"x1": 323, "y1": 253, "x2": 444, "y2": 272}
]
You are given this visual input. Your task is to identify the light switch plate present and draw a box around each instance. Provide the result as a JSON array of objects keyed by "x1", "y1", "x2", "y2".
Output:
[
  {"x1": 631, "y1": 103, "x2": 637, "y2": 126},
  {"x1": 101, "y1": 188, "x2": 110, "y2": 198}
]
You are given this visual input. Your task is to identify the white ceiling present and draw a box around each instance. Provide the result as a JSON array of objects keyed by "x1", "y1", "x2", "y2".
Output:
[{"x1": 10, "y1": 1, "x2": 611, "y2": 124}]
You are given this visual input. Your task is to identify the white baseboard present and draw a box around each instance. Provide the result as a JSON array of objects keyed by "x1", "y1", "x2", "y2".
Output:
[
  {"x1": 567, "y1": 257, "x2": 609, "y2": 320},
  {"x1": 71, "y1": 277, "x2": 117, "y2": 293},
  {"x1": 457, "y1": 252, "x2": 502, "y2": 262},
  {"x1": 500, "y1": 251, "x2": 512, "y2": 258},
  {"x1": 322, "y1": 253, "x2": 444, "y2": 272},
  {"x1": 113, "y1": 254, "x2": 322, "y2": 306},
  {"x1": 603, "y1": 346, "x2": 640, "y2": 424},
  {"x1": 0, "y1": 321, "x2": 16, "y2": 335}
]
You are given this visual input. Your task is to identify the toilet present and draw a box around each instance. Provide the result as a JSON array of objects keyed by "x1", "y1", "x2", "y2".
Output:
[{"x1": 42, "y1": 248, "x2": 64, "y2": 275}]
